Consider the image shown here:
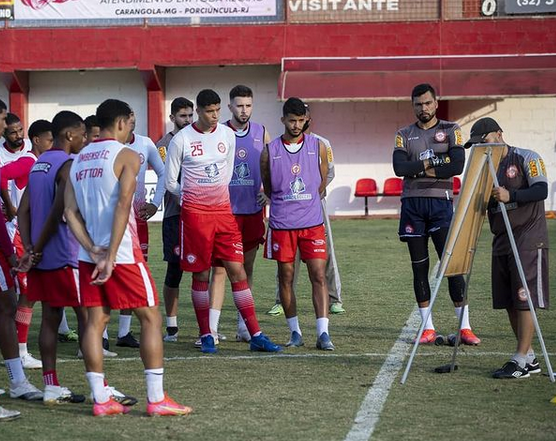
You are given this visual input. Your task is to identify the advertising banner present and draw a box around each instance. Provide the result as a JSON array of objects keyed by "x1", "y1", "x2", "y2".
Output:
[
  {"x1": 14, "y1": 0, "x2": 277, "y2": 20},
  {"x1": 0, "y1": 0, "x2": 14, "y2": 19}
]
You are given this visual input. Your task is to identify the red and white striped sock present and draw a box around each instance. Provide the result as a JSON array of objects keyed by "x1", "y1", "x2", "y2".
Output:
[
  {"x1": 191, "y1": 280, "x2": 210, "y2": 336},
  {"x1": 231, "y1": 280, "x2": 261, "y2": 337},
  {"x1": 15, "y1": 306, "x2": 33, "y2": 345},
  {"x1": 43, "y1": 370, "x2": 60, "y2": 386}
]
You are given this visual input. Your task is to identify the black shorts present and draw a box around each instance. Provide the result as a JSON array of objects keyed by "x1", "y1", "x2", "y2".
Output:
[
  {"x1": 162, "y1": 215, "x2": 181, "y2": 263},
  {"x1": 492, "y1": 248, "x2": 549, "y2": 310},
  {"x1": 398, "y1": 197, "x2": 453, "y2": 241}
]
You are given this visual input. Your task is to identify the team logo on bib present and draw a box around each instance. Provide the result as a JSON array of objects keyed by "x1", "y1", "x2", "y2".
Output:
[
  {"x1": 218, "y1": 142, "x2": 226, "y2": 153},
  {"x1": 186, "y1": 254, "x2": 197, "y2": 264},
  {"x1": 237, "y1": 148, "x2": 247, "y2": 159},
  {"x1": 434, "y1": 131, "x2": 446, "y2": 142},
  {"x1": 139, "y1": 153, "x2": 145, "y2": 164},
  {"x1": 235, "y1": 162, "x2": 250, "y2": 179},
  {"x1": 291, "y1": 164, "x2": 301, "y2": 175},
  {"x1": 506, "y1": 165, "x2": 518, "y2": 179},
  {"x1": 290, "y1": 177, "x2": 306, "y2": 195}
]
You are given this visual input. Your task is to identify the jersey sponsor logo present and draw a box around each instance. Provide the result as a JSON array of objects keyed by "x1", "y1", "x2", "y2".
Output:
[
  {"x1": 186, "y1": 253, "x2": 197, "y2": 264},
  {"x1": 217, "y1": 142, "x2": 226, "y2": 154},
  {"x1": 528, "y1": 160, "x2": 540, "y2": 178},
  {"x1": 434, "y1": 131, "x2": 446, "y2": 143},
  {"x1": 454, "y1": 129, "x2": 463, "y2": 146},
  {"x1": 230, "y1": 162, "x2": 255, "y2": 187},
  {"x1": 237, "y1": 148, "x2": 247, "y2": 159},
  {"x1": 419, "y1": 149, "x2": 434, "y2": 160},
  {"x1": 506, "y1": 165, "x2": 518, "y2": 179},
  {"x1": 158, "y1": 146, "x2": 166, "y2": 162},
  {"x1": 139, "y1": 152, "x2": 145, "y2": 164},
  {"x1": 197, "y1": 163, "x2": 220, "y2": 184},
  {"x1": 395, "y1": 134, "x2": 404, "y2": 149},
  {"x1": 313, "y1": 248, "x2": 325, "y2": 253},
  {"x1": 30, "y1": 162, "x2": 51, "y2": 173},
  {"x1": 291, "y1": 163, "x2": 301, "y2": 175},
  {"x1": 284, "y1": 177, "x2": 312, "y2": 201}
]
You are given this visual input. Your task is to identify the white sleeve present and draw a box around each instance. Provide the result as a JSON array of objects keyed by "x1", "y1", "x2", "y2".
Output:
[
  {"x1": 147, "y1": 138, "x2": 166, "y2": 208},
  {"x1": 165, "y1": 132, "x2": 184, "y2": 197}
]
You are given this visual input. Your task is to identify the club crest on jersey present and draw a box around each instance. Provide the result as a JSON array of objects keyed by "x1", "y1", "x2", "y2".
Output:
[
  {"x1": 139, "y1": 153, "x2": 145, "y2": 164},
  {"x1": 405, "y1": 224, "x2": 414, "y2": 234},
  {"x1": 218, "y1": 142, "x2": 226, "y2": 153},
  {"x1": 506, "y1": 165, "x2": 518, "y2": 179},
  {"x1": 291, "y1": 163, "x2": 301, "y2": 175},
  {"x1": 434, "y1": 131, "x2": 446, "y2": 143},
  {"x1": 204, "y1": 163, "x2": 219, "y2": 178},
  {"x1": 186, "y1": 254, "x2": 197, "y2": 264},
  {"x1": 237, "y1": 148, "x2": 247, "y2": 159}
]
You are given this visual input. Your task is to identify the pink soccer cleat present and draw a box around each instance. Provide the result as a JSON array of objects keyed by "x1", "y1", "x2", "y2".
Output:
[
  {"x1": 93, "y1": 397, "x2": 131, "y2": 417},
  {"x1": 417, "y1": 329, "x2": 437, "y2": 344},
  {"x1": 460, "y1": 328, "x2": 481, "y2": 345},
  {"x1": 147, "y1": 393, "x2": 193, "y2": 417}
]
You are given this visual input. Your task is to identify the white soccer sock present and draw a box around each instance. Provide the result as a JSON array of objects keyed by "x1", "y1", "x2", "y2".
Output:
[
  {"x1": 209, "y1": 308, "x2": 221, "y2": 335},
  {"x1": 166, "y1": 316, "x2": 178, "y2": 328},
  {"x1": 58, "y1": 309, "x2": 70, "y2": 334},
  {"x1": 86, "y1": 372, "x2": 109, "y2": 404},
  {"x1": 527, "y1": 350, "x2": 536, "y2": 363},
  {"x1": 454, "y1": 305, "x2": 471, "y2": 330},
  {"x1": 286, "y1": 316, "x2": 302, "y2": 335},
  {"x1": 316, "y1": 317, "x2": 329, "y2": 337},
  {"x1": 5, "y1": 358, "x2": 26, "y2": 385},
  {"x1": 18, "y1": 343, "x2": 28, "y2": 356},
  {"x1": 145, "y1": 368, "x2": 164, "y2": 403},
  {"x1": 102, "y1": 327, "x2": 109, "y2": 340},
  {"x1": 237, "y1": 312, "x2": 248, "y2": 333},
  {"x1": 419, "y1": 307, "x2": 435, "y2": 330},
  {"x1": 118, "y1": 314, "x2": 132, "y2": 338}
]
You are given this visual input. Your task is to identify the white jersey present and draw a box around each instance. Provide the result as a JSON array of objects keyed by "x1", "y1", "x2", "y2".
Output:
[
  {"x1": 70, "y1": 139, "x2": 142, "y2": 264},
  {"x1": 0, "y1": 139, "x2": 33, "y2": 208},
  {"x1": 165, "y1": 123, "x2": 236, "y2": 212},
  {"x1": 126, "y1": 133, "x2": 165, "y2": 213}
]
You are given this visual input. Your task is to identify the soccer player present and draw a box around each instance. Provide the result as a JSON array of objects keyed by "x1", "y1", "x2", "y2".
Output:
[
  {"x1": 16, "y1": 111, "x2": 87, "y2": 404},
  {"x1": 261, "y1": 97, "x2": 335, "y2": 350},
  {"x1": 65, "y1": 99, "x2": 192, "y2": 416},
  {"x1": 156, "y1": 97, "x2": 194, "y2": 342},
  {"x1": 464, "y1": 117, "x2": 549, "y2": 378},
  {"x1": 393, "y1": 83, "x2": 480, "y2": 345},
  {"x1": 165, "y1": 89, "x2": 281, "y2": 354},
  {"x1": 206, "y1": 85, "x2": 271, "y2": 344},
  {"x1": 266, "y1": 104, "x2": 345, "y2": 317},
  {"x1": 0, "y1": 100, "x2": 41, "y2": 420}
]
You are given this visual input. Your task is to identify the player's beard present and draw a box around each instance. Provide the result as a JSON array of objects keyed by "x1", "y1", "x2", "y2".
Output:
[
  {"x1": 417, "y1": 111, "x2": 435, "y2": 124},
  {"x1": 234, "y1": 114, "x2": 251, "y2": 125},
  {"x1": 286, "y1": 127, "x2": 302, "y2": 138}
]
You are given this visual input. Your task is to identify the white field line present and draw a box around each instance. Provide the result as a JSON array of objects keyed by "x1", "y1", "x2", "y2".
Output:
[
  {"x1": 55, "y1": 351, "x2": 556, "y2": 364},
  {"x1": 343, "y1": 307, "x2": 421, "y2": 441}
]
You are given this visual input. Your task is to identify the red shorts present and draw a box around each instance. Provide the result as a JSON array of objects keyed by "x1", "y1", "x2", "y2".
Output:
[
  {"x1": 27, "y1": 267, "x2": 80, "y2": 308},
  {"x1": 0, "y1": 252, "x2": 15, "y2": 292},
  {"x1": 180, "y1": 209, "x2": 244, "y2": 273},
  {"x1": 234, "y1": 211, "x2": 265, "y2": 252},
  {"x1": 135, "y1": 217, "x2": 149, "y2": 261},
  {"x1": 264, "y1": 225, "x2": 327, "y2": 263},
  {"x1": 78, "y1": 261, "x2": 159, "y2": 309}
]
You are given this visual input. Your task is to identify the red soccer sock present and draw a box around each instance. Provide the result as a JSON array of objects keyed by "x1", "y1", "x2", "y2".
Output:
[
  {"x1": 15, "y1": 306, "x2": 33, "y2": 344},
  {"x1": 43, "y1": 370, "x2": 60, "y2": 386},
  {"x1": 231, "y1": 280, "x2": 260, "y2": 337},
  {"x1": 191, "y1": 280, "x2": 210, "y2": 336}
]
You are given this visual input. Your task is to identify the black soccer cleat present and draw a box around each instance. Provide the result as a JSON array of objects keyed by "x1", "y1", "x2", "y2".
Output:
[
  {"x1": 526, "y1": 358, "x2": 541, "y2": 374},
  {"x1": 116, "y1": 332, "x2": 140, "y2": 348},
  {"x1": 492, "y1": 360, "x2": 530, "y2": 379}
]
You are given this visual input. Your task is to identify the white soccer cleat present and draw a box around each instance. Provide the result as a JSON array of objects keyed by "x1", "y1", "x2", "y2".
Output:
[
  {"x1": 20, "y1": 353, "x2": 42, "y2": 369},
  {"x1": 44, "y1": 385, "x2": 86, "y2": 405},
  {"x1": 9, "y1": 379, "x2": 43, "y2": 401},
  {"x1": 163, "y1": 332, "x2": 178, "y2": 343},
  {"x1": 0, "y1": 405, "x2": 21, "y2": 421},
  {"x1": 77, "y1": 348, "x2": 118, "y2": 359}
]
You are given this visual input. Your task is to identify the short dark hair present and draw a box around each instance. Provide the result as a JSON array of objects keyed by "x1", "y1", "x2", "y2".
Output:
[
  {"x1": 96, "y1": 99, "x2": 132, "y2": 130},
  {"x1": 51, "y1": 111, "x2": 84, "y2": 138},
  {"x1": 196, "y1": 89, "x2": 221, "y2": 108},
  {"x1": 170, "y1": 97, "x2": 194, "y2": 115},
  {"x1": 229, "y1": 85, "x2": 253, "y2": 101},
  {"x1": 0, "y1": 99, "x2": 7, "y2": 112},
  {"x1": 84, "y1": 115, "x2": 99, "y2": 133},
  {"x1": 411, "y1": 83, "x2": 436, "y2": 100},
  {"x1": 283, "y1": 97, "x2": 306, "y2": 117},
  {"x1": 5, "y1": 113, "x2": 20, "y2": 126},
  {"x1": 28, "y1": 119, "x2": 52, "y2": 140}
]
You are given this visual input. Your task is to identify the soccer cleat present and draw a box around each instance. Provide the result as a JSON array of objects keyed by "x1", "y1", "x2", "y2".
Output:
[
  {"x1": 250, "y1": 333, "x2": 283, "y2": 352},
  {"x1": 77, "y1": 347, "x2": 118, "y2": 359},
  {"x1": 10, "y1": 379, "x2": 44, "y2": 400},
  {"x1": 91, "y1": 386, "x2": 138, "y2": 407},
  {"x1": 21, "y1": 352, "x2": 42, "y2": 369},
  {"x1": 147, "y1": 393, "x2": 193, "y2": 417},
  {"x1": 492, "y1": 360, "x2": 530, "y2": 379},
  {"x1": 236, "y1": 329, "x2": 251, "y2": 343},
  {"x1": 200, "y1": 335, "x2": 217, "y2": 354},
  {"x1": 116, "y1": 332, "x2": 140, "y2": 348},
  {"x1": 551, "y1": 395, "x2": 556, "y2": 405},
  {"x1": 93, "y1": 397, "x2": 131, "y2": 417},
  {"x1": 526, "y1": 358, "x2": 541, "y2": 374},
  {"x1": 163, "y1": 328, "x2": 179, "y2": 343},
  {"x1": 44, "y1": 385, "x2": 86, "y2": 405},
  {"x1": 460, "y1": 328, "x2": 481, "y2": 346},
  {"x1": 416, "y1": 329, "x2": 437, "y2": 344},
  {"x1": 195, "y1": 333, "x2": 222, "y2": 347},
  {"x1": 329, "y1": 303, "x2": 346, "y2": 314},
  {"x1": 58, "y1": 329, "x2": 79, "y2": 343},
  {"x1": 286, "y1": 331, "x2": 304, "y2": 347},
  {"x1": 0, "y1": 406, "x2": 21, "y2": 421},
  {"x1": 316, "y1": 332, "x2": 335, "y2": 351},
  {"x1": 266, "y1": 303, "x2": 284, "y2": 316}
]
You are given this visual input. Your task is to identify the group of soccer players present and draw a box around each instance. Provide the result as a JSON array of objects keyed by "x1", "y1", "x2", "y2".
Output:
[{"x1": 0, "y1": 84, "x2": 342, "y2": 420}]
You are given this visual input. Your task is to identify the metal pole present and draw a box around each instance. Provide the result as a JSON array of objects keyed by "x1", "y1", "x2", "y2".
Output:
[{"x1": 486, "y1": 151, "x2": 555, "y2": 383}]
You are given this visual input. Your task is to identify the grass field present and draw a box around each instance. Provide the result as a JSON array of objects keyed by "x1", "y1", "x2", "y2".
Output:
[{"x1": 1, "y1": 219, "x2": 555, "y2": 441}]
